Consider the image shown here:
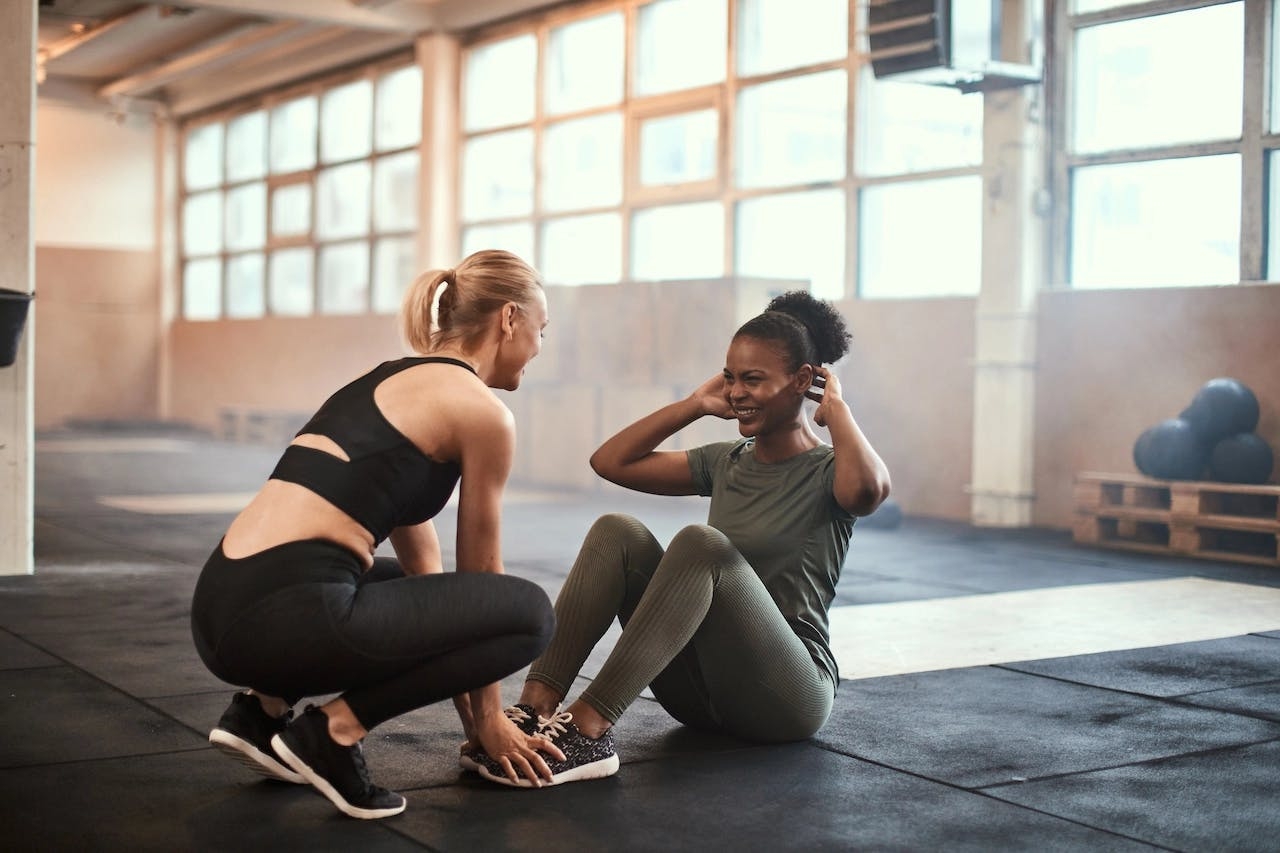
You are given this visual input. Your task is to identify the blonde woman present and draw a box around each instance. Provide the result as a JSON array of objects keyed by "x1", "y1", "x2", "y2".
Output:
[{"x1": 191, "y1": 250, "x2": 563, "y2": 819}]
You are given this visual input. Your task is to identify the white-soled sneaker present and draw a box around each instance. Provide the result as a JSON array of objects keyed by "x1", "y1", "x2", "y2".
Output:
[
  {"x1": 208, "y1": 691, "x2": 305, "y2": 784},
  {"x1": 459, "y1": 703, "x2": 544, "y2": 772},
  {"x1": 476, "y1": 710, "x2": 619, "y2": 788}
]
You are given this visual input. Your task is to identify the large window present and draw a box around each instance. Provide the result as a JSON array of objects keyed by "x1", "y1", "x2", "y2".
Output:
[
  {"x1": 1059, "y1": 0, "x2": 1270, "y2": 288},
  {"x1": 460, "y1": 0, "x2": 986, "y2": 298},
  {"x1": 179, "y1": 63, "x2": 422, "y2": 320}
]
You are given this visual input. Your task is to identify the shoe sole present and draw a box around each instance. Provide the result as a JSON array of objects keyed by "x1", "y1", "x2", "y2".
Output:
[
  {"x1": 271, "y1": 734, "x2": 406, "y2": 820},
  {"x1": 209, "y1": 728, "x2": 306, "y2": 784},
  {"x1": 476, "y1": 753, "x2": 620, "y2": 788}
]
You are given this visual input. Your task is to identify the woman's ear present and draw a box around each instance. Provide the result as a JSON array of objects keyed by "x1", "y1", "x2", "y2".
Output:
[
  {"x1": 500, "y1": 302, "x2": 519, "y2": 339},
  {"x1": 795, "y1": 363, "x2": 814, "y2": 395}
]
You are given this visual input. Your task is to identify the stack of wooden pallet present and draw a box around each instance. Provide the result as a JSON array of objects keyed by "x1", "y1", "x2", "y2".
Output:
[{"x1": 1074, "y1": 472, "x2": 1280, "y2": 566}]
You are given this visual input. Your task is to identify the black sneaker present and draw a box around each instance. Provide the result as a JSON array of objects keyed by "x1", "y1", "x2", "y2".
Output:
[
  {"x1": 476, "y1": 710, "x2": 619, "y2": 788},
  {"x1": 271, "y1": 706, "x2": 406, "y2": 820},
  {"x1": 208, "y1": 692, "x2": 305, "y2": 784},
  {"x1": 459, "y1": 703, "x2": 543, "y2": 772}
]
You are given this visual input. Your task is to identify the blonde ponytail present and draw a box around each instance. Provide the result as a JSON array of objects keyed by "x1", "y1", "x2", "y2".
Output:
[{"x1": 400, "y1": 250, "x2": 542, "y2": 354}]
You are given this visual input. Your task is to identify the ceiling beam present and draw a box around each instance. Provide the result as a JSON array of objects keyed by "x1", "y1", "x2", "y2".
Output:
[
  {"x1": 157, "y1": 0, "x2": 441, "y2": 32},
  {"x1": 38, "y1": 4, "x2": 151, "y2": 64},
  {"x1": 97, "y1": 19, "x2": 309, "y2": 99}
]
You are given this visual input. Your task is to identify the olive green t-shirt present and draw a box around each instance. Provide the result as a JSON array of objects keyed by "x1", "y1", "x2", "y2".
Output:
[{"x1": 686, "y1": 439, "x2": 856, "y2": 685}]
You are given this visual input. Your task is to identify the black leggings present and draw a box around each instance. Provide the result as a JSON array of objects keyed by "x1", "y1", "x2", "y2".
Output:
[{"x1": 191, "y1": 539, "x2": 554, "y2": 730}]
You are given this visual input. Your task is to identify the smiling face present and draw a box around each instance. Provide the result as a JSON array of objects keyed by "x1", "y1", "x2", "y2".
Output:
[
  {"x1": 494, "y1": 288, "x2": 549, "y2": 391},
  {"x1": 722, "y1": 335, "x2": 809, "y2": 438}
]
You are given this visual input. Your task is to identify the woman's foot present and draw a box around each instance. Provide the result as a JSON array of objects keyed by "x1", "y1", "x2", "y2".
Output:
[
  {"x1": 475, "y1": 710, "x2": 618, "y2": 788},
  {"x1": 272, "y1": 706, "x2": 405, "y2": 820},
  {"x1": 207, "y1": 691, "x2": 305, "y2": 784},
  {"x1": 458, "y1": 703, "x2": 545, "y2": 772}
]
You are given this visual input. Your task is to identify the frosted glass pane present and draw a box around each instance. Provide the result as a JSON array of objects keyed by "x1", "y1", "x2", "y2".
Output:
[
  {"x1": 374, "y1": 152, "x2": 418, "y2": 232},
  {"x1": 270, "y1": 96, "x2": 317, "y2": 173},
  {"x1": 639, "y1": 110, "x2": 718, "y2": 186},
  {"x1": 546, "y1": 12, "x2": 624, "y2": 115},
  {"x1": 462, "y1": 223, "x2": 536, "y2": 262},
  {"x1": 635, "y1": 0, "x2": 727, "y2": 95},
  {"x1": 1073, "y1": 4, "x2": 1243, "y2": 153},
  {"x1": 737, "y1": 0, "x2": 848, "y2": 77},
  {"x1": 185, "y1": 123, "x2": 223, "y2": 191},
  {"x1": 183, "y1": 258, "x2": 221, "y2": 321},
  {"x1": 737, "y1": 189, "x2": 845, "y2": 299},
  {"x1": 271, "y1": 183, "x2": 311, "y2": 238},
  {"x1": 372, "y1": 236, "x2": 418, "y2": 314},
  {"x1": 857, "y1": 67, "x2": 982, "y2": 176},
  {"x1": 319, "y1": 241, "x2": 370, "y2": 314},
  {"x1": 376, "y1": 65, "x2": 422, "y2": 150},
  {"x1": 1071, "y1": 155, "x2": 1241, "y2": 288},
  {"x1": 224, "y1": 183, "x2": 266, "y2": 251},
  {"x1": 226, "y1": 111, "x2": 267, "y2": 182},
  {"x1": 462, "y1": 130, "x2": 535, "y2": 220},
  {"x1": 540, "y1": 214, "x2": 622, "y2": 285},
  {"x1": 321, "y1": 80, "x2": 373, "y2": 164},
  {"x1": 632, "y1": 202, "x2": 724, "y2": 280},
  {"x1": 316, "y1": 162, "x2": 372, "y2": 240},
  {"x1": 736, "y1": 71, "x2": 846, "y2": 189},
  {"x1": 226, "y1": 253, "x2": 265, "y2": 319},
  {"x1": 183, "y1": 191, "x2": 223, "y2": 255},
  {"x1": 859, "y1": 177, "x2": 981, "y2": 298},
  {"x1": 269, "y1": 248, "x2": 314, "y2": 316},
  {"x1": 465, "y1": 35, "x2": 537, "y2": 131},
  {"x1": 542, "y1": 114, "x2": 623, "y2": 212}
]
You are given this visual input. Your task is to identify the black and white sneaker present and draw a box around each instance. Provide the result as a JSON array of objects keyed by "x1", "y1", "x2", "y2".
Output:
[
  {"x1": 271, "y1": 706, "x2": 406, "y2": 820},
  {"x1": 459, "y1": 703, "x2": 543, "y2": 772},
  {"x1": 208, "y1": 692, "x2": 305, "y2": 784},
  {"x1": 477, "y1": 710, "x2": 619, "y2": 788}
]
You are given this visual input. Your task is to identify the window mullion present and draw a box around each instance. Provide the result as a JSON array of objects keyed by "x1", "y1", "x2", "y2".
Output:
[{"x1": 1240, "y1": 0, "x2": 1270, "y2": 281}]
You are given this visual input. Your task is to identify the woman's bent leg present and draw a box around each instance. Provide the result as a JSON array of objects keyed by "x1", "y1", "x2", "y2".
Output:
[
  {"x1": 581, "y1": 524, "x2": 833, "y2": 741},
  {"x1": 524, "y1": 514, "x2": 664, "y2": 699}
]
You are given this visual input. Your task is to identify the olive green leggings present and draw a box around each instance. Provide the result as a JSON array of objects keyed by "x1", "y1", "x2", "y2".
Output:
[{"x1": 526, "y1": 513, "x2": 834, "y2": 742}]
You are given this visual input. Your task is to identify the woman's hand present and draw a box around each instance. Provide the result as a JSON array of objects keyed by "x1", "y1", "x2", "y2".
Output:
[
  {"x1": 474, "y1": 711, "x2": 565, "y2": 787},
  {"x1": 805, "y1": 365, "x2": 849, "y2": 428},
  {"x1": 691, "y1": 373, "x2": 734, "y2": 420}
]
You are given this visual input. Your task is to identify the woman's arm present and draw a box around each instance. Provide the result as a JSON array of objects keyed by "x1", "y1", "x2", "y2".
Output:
[
  {"x1": 808, "y1": 366, "x2": 892, "y2": 516},
  {"x1": 590, "y1": 374, "x2": 733, "y2": 495},
  {"x1": 388, "y1": 521, "x2": 443, "y2": 575},
  {"x1": 451, "y1": 399, "x2": 563, "y2": 784}
]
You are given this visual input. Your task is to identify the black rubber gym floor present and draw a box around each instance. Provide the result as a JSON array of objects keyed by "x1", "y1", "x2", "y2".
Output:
[{"x1": 2, "y1": 425, "x2": 1277, "y2": 851}]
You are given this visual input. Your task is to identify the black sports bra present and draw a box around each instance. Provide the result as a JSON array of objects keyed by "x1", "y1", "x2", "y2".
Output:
[{"x1": 268, "y1": 357, "x2": 475, "y2": 543}]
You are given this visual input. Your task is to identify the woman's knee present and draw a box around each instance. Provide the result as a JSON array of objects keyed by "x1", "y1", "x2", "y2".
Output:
[{"x1": 666, "y1": 524, "x2": 741, "y2": 568}]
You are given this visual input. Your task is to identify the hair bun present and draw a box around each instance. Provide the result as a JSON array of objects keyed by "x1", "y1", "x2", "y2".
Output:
[{"x1": 765, "y1": 290, "x2": 851, "y2": 365}]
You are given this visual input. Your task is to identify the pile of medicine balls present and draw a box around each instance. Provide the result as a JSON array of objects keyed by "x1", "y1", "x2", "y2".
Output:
[{"x1": 1133, "y1": 378, "x2": 1274, "y2": 483}]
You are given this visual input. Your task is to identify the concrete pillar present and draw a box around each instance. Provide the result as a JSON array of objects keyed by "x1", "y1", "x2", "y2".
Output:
[
  {"x1": 969, "y1": 0, "x2": 1046, "y2": 527},
  {"x1": 0, "y1": 1, "x2": 37, "y2": 575},
  {"x1": 416, "y1": 32, "x2": 460, "y2": 268}
]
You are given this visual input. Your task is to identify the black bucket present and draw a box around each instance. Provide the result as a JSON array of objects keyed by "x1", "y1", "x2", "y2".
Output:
[{"x1": 0, "y1": 289, "x2": 33, "y2": 368}]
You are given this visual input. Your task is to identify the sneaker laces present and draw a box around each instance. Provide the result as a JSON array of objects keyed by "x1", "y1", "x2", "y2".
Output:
[
  {"x1": 504, "y1": 705, "x2": 533, "y2": 726},
  {"x1": 535, "y1": 709, "x2": 574, "y2": 741}
]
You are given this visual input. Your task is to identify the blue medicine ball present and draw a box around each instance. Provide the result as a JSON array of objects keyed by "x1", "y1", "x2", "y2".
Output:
[
  {"x1": 1134, "y1": 419, "x2": 1208, "y2": 481},
  {"x1": 1181, "y1": 378, "x2": 1260, "y2": 445},
  {"x1": 1208, "y1": 433, "x2": 1274, "y2": 484}
]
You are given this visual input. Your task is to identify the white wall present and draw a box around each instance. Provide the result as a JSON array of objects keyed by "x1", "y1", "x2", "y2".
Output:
[{"x1": 34, "y1": 101, "x2": 155, "y2": 250}]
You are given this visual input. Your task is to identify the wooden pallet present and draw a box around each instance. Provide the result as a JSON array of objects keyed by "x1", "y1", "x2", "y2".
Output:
[{"x1": 1073, "y1": 472, "x2": 1280, "y2": 566}]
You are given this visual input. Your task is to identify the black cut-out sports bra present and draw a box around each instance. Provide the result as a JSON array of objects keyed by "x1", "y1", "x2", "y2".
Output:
[{"x1": 268, "y1": 356, "x2": 475, "y2": 543}]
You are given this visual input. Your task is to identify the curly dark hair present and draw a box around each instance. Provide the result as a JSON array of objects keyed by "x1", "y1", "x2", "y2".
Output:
[{"x1": 733, "y1": 290, "x2": 851, "y2": 370}]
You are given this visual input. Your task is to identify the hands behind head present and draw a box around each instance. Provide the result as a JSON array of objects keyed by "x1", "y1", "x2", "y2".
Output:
[
  {"x1": 474, "y1": 712, "x2": 565, "y2": 787},
  {"x1": 806, "y1": 365, "x2": 846, "y2": 428},
  {"x1": 693, "y1": 373, "x2": 736, "y2": 420}
]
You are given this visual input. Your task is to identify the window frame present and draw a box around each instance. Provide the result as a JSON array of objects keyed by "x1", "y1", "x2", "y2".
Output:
[
  {"x1": 1049, "y1": 0, "x2": 1273, "y2": 288},
  {"x1": 177, "y1": 53, "x2": 421, "y2": 321}
]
